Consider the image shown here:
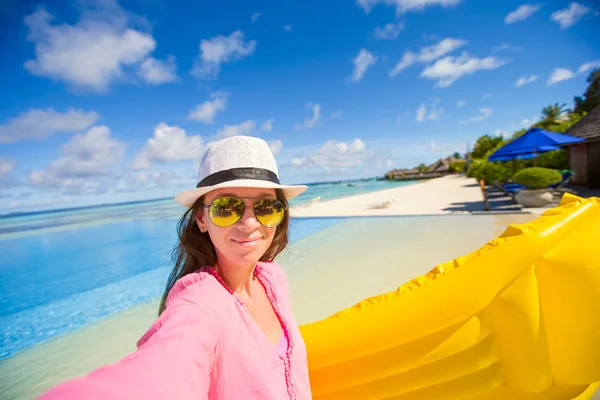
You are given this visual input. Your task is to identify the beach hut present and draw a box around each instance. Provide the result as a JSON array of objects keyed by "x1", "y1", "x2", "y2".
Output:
[{"x1": 564, "y1": 105, "x2": 600, "y2": 188}]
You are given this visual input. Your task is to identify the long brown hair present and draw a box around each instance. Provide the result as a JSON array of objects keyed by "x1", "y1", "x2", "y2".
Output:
[{"x1": 158, "y1": 189, "x2": 290, "y2": 315}]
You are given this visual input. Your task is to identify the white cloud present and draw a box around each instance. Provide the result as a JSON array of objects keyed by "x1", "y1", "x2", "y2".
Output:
[
  {"x1": 283, "y1": 25, "x2": 293, "y2": 32},
  {"x1": 261, "y1": 119, "x2": 274, "y2": 131},
  {"x1": 416, "y1": 104, "x2": 427, "y2": 122},
  {"x1": 389, "y1": 37, "x2": 466, "y2": 77},
  {"x1": 579, "y1": 61, "x2": 600, "y2": 74},
  {"x1": 545, "y1": 61, "x2": 600, "y2": 86},
  {"x1": 482, "y1": 92, "x2": 492, "y2": 99},
  {"x1": 0, "y1": 108, "x2": 99, "y2": 144},
  {"x1": 23, "y1": 5, "x2": 159, "y2": 91},
  {"x1": 457, "y1": 100, "x2": 466, "y2": 107},
  {"x1": 551, "y1": 2, "x2": 592, "y2": 29},
  {"x1": 390, "y1": 52, "x2": 418, "y2": 77},
  {"x1": 351, "y1": 49, "x2": 377, "y2": 82},
  {"x1": 357, "y1": 0, "x2": 462, "y2": 15},
  {"x1": 492, "y1": 43, "x2": 524, "y2": 52},
  {"x1": 515, "y1": 74, "x2": 538, "y2": 87},
  {"x1": 0, "y1": 157, "x2": 16, "y2": 178},
  {"x1": 373, "y1": 21, "x2": 405, "y2": 39},
  {"x1": 505, "y1": 4, "x2": 542, "y2": 24},
  {"x1": 216, "y1": 120, "x2": 256, "y2": 138},
  {"x1": 192, "y1": 30, "x2": 256, "y2": 79},
  {"x1": 30, "y1": 126, "x2": 125, "y2": 193},
  {"x1": 137, "y1": 56, "x2": 177, "y2": 84},
  {"x1": 9, "y1": 195, "x2": 73, "y2": 210},
  {"x1": 251, "y1": 12, "x2": 262, "y2": 23},
  {"x1": 132, "y1": 123, "x2": 204, "y2": 170},
  {"x1": 420, "y1": 52, "x2": 506, "y2": 87},
  {"x1": 460, "y1": 108, "x2": 492, "y2": 124},
  {"x1": 289, "y1": 138, "x2": 368, "y2": 172},
  {"x1": 520, "y1": 114, "x2": 539, "y2": 128},
  {"x1": 188, "y1": 91, "x2": 227, "y2": 124},
  {"x1": 547, "y1": 68, "x2": 576, "y2": 85},
  {"x1": 416, "y1": 98, "x2": 443, "y2": 122},
  {"x1": 430, "y1": 139, "x2": 440, "y2": 151},
  {"x1": 330, "y1": 110, "x2": 343, "y2": 119},
  {"x1": 294, "y1": 103, "x2": 321, "y2": 130},
  {"x1": 112, "y1": 169, "x2": 194, "y2": 194},
  {"x1": 268, "y1": 140, "x2": 283, "y2": 156}
]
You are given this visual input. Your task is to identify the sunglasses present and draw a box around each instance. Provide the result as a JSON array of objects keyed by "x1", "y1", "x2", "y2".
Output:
[{"x1": 204, "y1": 196, "x2": 287, "y2": 228}]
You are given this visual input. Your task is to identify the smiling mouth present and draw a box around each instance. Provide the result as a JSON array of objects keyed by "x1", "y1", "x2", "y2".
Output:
[{"x1": 232, "y1": 238, "x2": 262, "y2": 246}]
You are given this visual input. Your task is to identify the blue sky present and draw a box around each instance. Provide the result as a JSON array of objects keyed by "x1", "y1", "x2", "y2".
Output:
[{"x1": 0, "y1": 0, "x2": 599, "y2": 213}]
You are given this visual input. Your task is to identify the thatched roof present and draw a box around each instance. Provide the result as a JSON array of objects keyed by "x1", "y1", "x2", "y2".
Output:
[
  {"x1": 566, "y1": 105, "x2": 600, "y2": 141},
  {"x1": 427, "y1": 156, "x2": 458, "y2": 173}
]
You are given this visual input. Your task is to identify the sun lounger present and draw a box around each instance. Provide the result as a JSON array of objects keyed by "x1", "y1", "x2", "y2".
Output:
[{"x1": 549, "y1": 170, "x2": 575, "y2": 193}]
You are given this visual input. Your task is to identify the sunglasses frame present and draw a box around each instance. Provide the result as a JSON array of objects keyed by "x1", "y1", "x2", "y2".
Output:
[{"x1": 203, "y1": 196, "x2": 287, "y2": 228}]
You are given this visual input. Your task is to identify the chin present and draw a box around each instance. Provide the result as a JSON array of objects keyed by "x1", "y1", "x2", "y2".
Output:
[{"x1": 231, "y1": 247, "x2": 265, "y2": 264}]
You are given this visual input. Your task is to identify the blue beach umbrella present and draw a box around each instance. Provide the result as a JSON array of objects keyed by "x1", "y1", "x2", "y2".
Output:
[{"x1": 488, "y1": 127, "x2": 584, "y2": 163}]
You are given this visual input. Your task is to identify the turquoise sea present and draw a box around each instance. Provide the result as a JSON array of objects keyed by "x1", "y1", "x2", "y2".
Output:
[{"x1": 0, "y1": 178, "x2": 416, "y2": 360}]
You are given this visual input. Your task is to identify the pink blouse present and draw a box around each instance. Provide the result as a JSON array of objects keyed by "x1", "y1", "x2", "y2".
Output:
[{"x1": 38, "y1": 261, "x2": 312, "y2": 400}]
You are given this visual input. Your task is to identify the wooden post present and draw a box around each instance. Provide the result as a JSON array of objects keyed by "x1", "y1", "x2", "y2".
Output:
[{"x1": 480, "y1": 180, "x2": 491, "y2": 211}]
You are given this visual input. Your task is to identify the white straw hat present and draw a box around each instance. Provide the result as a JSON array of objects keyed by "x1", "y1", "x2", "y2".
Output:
[{"x1": 174, "y1": 135, "x2": 307, "y2": 207}]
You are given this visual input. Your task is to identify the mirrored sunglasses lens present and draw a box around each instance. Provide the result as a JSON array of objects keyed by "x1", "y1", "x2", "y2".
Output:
[
  {"x1": 209, "y1": 197, "x2": 244, "y2": 227},
  {"x1": 254, "y1": 199, "x2": 285, "y2": 227}
]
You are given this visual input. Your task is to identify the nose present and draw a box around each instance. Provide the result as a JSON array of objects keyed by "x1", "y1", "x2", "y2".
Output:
[{"x1": 238, "y1": 202, "x2": 260, "y2": 230}]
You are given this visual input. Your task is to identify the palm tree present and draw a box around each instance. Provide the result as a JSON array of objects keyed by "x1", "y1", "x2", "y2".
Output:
[
  {"x1": 417, "y1": 163, "x2": 428, "y2": 173},
  {"x1": 540, "y1": 103, "x2": 570, "y2": 128}
]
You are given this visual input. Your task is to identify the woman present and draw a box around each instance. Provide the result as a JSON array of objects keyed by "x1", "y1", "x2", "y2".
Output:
[{"x1": 39, "y1": 135, "x2": 312, "y2": 399}]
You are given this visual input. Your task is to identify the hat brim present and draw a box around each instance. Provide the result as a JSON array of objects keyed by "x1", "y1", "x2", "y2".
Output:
[{"x1": 174, "y1": 179, "x2": 308, "y2": 208}]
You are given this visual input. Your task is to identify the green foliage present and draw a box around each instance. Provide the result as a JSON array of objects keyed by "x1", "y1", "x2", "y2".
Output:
[
  {"x1": 574, "y1": 68, "x2": 600, "y2": 114},
  {"x1": 449, "y1": 160, "x2": 466, "y2": 173},
  {"x1": 452, "y1": 151, "x2": 462, "y2": 159},
  {"x1": 511, "y1": 129, "x2": 527, "y2": 140},
  {"x1": 466, "y1": 160, "x2": 481, "y2": 178},
  {"x1": 541, "y1": 112, "x2": 585, "y2": 133},
  {"x1": 470, "y1": 161, "x2": 513, "y2": 183},
  {"x1": 512, "y1": 167, "x2": 562, "y2": 189},
  {"x1": 538, "y1": 149, "x2": 569, "y2": 170},
  {"x1": 417, "y1": 163, "x2": 427, "y2": 173},
  {"x1": 472, "y1": 135, "x2": 505, "y2": 159},
  {"x1": 483, "y1": 139, "x2": 509, "y2": 159},
  {"x1": 539, "y1": 103, "x2": 570, "y2": 128}
]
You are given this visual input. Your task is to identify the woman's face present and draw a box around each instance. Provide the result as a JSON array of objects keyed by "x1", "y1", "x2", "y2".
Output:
[{"x1": 196, "y1": 187, "x2": 279, "y2": 266}]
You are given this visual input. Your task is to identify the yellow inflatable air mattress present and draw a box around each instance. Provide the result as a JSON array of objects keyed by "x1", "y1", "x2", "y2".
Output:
[{"x1": 300, "y1": 194, "x2": 600, "y2": 400}]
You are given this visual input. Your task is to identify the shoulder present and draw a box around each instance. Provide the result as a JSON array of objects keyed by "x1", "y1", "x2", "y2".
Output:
[
  {"x1": 256, "y1": 261, "x2": 289, "y2": 289},
  {"x1": 138, "y1": 269, "x2": 233, "y2": 348},
  {"x1": 166, "y1": 268, "x2": 228, "y2": 308}
]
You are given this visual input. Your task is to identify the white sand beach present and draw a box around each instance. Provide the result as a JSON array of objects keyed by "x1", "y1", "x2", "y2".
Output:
[
  {"x1": 291, "y1": 175, "x2": 493, "y2": 217},
  {"x1": 291, "y1": 174, "x2": 600, "y2": 217}
]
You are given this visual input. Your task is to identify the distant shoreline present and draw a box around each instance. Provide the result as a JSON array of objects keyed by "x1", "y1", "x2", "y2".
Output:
[
  {"x1": 290, "y1": 175, "x2": 519, "y2": 217},
  {"x1": 0, "y1": 196, "x2": 173, "y2": 219},
  {"x1": 0, "y1": 177, "x2": 392, "y2": 219}
]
